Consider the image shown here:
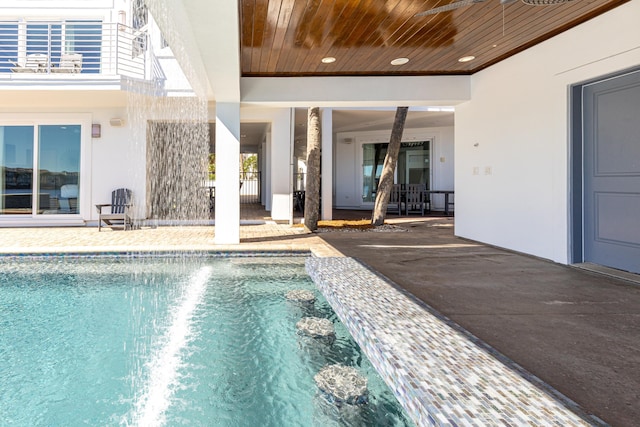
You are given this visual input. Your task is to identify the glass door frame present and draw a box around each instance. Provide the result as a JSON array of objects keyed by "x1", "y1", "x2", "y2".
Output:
[
  {"x1": 357, "y1": 137, "x2": 433, "y2": 208},
  {"x1": 0, "y1": 113, "x2": 91, "y2": 221}
]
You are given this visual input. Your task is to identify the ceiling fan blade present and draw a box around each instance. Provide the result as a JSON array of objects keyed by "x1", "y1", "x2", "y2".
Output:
[
  {"x1": 522, "y1": 0, "x2": 574, "y2": 5},
  {"x1": 415, "y1": 0, "x2": 485, "y2": 16}
]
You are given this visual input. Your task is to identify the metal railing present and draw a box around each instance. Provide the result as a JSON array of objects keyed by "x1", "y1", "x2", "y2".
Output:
[
  {"x1": 240, "y1": 171, "x2": 261, "y2": 204},
  {"x1": 0, "y1": 21, "x2": 149, "y2": 80},
  {"x1": 203, "y1": 172, "x2": 262, "y2": 216}
]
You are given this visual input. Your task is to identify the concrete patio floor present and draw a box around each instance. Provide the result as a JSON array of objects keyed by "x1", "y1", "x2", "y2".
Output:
[
  {"x1": 0, "y1": 209, "x2": 638, "y2": 426},
  {"x1": 318, "y1": 214, "x2": 640, "y2": 427}
]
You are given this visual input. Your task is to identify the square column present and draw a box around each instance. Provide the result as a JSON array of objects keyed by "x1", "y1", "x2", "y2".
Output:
[
  {"x1": 215, "y1": 103, "x2": 240, "y2": 244},
  {"x1": 269, "y1": 108, "x2": 294, "y2": 223},
  {"x1": 321, "y1": 108, "x2": 333, "y2": 220}
]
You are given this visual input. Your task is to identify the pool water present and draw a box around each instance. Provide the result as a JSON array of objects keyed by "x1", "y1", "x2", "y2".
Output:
[{"x1": 0, "y1": 256, "x2": 414, "y2": 426}]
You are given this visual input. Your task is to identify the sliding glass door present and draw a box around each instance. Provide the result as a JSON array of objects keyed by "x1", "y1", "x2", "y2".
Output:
[
  {"x1": 1, "y1": 124, "x2": 81, "y2": 215},
  {"x1": 361, "y1": 140, "x2": 431, "y2": 203}
]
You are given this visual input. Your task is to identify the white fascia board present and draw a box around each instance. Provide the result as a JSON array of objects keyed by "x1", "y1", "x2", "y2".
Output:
[
  {"x1": 240, "y1": 75, "x2": 470, "y2": 107},
  {"x1": 1, "y1": 1, "x2": 113, "y2": 9},
  {"x1": 0, "y1": 90, "x2": 128, "y2": 109}
]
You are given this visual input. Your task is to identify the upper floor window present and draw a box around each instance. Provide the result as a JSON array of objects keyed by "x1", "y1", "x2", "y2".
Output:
[
  {"x1": 132, "y1": 0, "x2": 148, "y2": 30},
  {"x1": 0, "y1": 20, "x2": 102, "y2": 74},
  {"x1": 0, "y1": 22, "x2": 19, "y2": 72}
]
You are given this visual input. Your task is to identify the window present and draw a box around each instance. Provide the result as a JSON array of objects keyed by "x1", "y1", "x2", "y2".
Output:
[
  {"x1": 26, "y1": 22, "x2": 62, "y2": 59},
  {"x1": 131, "y1": 0, "x2": 149, "y2": 57},
  {"x1": 0, "y1": 22, "x2": 18, "y2": 72},
  {"x1": 132, "y1": 0, "x2": 149, "y2": 30},
  {"x1": 0, "y1": 20, "x2": 102, "y2": 74},
  {"x1": 63, "y1": 21, "x2": 102, "y2": 73}
]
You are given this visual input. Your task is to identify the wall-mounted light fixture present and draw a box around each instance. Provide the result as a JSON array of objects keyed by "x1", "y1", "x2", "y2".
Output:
[
  {"x1": 91, "y1": 123, "x2": 101, "y2": 138},
  {"x1": 110, "y1": 118, "x2": 124, "y2": 127}
]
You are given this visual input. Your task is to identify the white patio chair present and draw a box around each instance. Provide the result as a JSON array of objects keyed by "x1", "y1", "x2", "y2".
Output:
[
  {"x1": 52, "y1": 53, "x2": 82, "y2": 73},
  {"x1": 10, "y1": 53, "x2": 49, "y2": 73}
]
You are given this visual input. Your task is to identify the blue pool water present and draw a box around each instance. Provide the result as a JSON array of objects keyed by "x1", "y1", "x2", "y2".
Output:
[{"x1": 0, "y1": 256, "x2": 413, "y2": 426}]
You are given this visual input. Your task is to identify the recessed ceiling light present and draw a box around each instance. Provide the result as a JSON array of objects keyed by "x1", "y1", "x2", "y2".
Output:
[
  {"x1": 458, "y1": 55, "x2": 475, "y2": 63},
  {"x1": 321, "y1": 57, "x2": 336, "y2": 64},
  {"x1": 390, "y1": 57, "x2": 409, "y2": 66}
]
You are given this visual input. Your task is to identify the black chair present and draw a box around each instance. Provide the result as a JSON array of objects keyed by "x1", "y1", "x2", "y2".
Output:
[
  {"x1": 96, "y1": 188, "x2": 133, "y2": 231},
  {"x1": 387, "y1": 184, "x2": 402, "y2": 216},
  {"x1": 293, "y1": 190, "x2": 305, "y2": 212},
  {"x1": 405, "y1": 184, "x2": 425, "y2": 215}
]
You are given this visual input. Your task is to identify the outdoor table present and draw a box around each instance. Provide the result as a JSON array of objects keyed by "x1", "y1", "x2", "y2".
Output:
[{"x1": 423, "y1": 190, "x2": 454, "y2": 215}]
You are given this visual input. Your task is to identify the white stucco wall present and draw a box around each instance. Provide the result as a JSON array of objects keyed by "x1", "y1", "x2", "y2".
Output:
[
  {"x1": 454, "y1": 0, "x2": 640, "y2": 264},
  {"x1": 335, "y1": 126, "x2": 455, "y2": 210},
  {"x1": 90, "y1": 107, "x2": 146, "y2": 222}
]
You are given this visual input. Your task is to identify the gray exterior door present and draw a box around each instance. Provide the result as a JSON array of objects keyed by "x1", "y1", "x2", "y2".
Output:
[{"x1": 583, "y1": 70, "x2": 640, "y2": 274}]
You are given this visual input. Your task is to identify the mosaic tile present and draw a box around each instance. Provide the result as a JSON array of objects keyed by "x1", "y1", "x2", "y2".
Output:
[{"x1": 306, "y1": 257, "x2": 595, "y2": 427}]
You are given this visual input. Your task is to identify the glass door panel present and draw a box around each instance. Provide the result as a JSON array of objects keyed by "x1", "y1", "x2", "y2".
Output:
[
  {"x1": 38, "y1": 125, "x2": 81, "y2": 215},
  {"x1": 0, "y1": 126, "x2": 35, "y2": 215},
  {"x1": 398, "y1": 141, "x2": 430, "y2": 187},
  {"x1": 362, "y1": 143, "x2": 387, "y2": 203},
  {"x1": 406, "y1": 150, "x2": 429, "y2": 186}
]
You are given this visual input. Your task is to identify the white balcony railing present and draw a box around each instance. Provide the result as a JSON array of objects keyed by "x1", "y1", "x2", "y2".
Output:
[{"x1": 0, "y1": 21, "x2": 151, "y2": 81}]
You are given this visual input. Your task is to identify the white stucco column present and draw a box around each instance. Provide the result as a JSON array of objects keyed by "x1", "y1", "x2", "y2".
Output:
[
  {"x1": 321, "y1": 108, "x2": 333, "y2": 220},
  {"x1": 214, "y1": 102, "x2": 240, "y2": 244},
  {"x1": 264, "y1": 129, "x2": 272, "y2": 210},
  {"x1": 269, "y1": 108, "x2": 294, "y2": 223}
]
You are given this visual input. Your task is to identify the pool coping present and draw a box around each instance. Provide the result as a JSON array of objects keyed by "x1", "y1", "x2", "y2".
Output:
[
  {"x1": 306, "y1": 257, "x2": 600, "y2": 427},
  {"x1": 0, "y1": 249, "x2": 313, "y2": 259}
]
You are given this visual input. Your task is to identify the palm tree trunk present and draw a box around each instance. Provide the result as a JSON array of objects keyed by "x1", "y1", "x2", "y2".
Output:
[
  {"x1": 304, "y1": 107, "x2": 321, "y2": 231},
  {"x1": 371, "y1": 106, "x2": 409, "y2": 226}
]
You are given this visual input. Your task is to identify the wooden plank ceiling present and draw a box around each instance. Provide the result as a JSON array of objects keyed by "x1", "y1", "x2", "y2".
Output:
[{"x1": 240, "y1": 0, "x2": 627, "y2": 77}]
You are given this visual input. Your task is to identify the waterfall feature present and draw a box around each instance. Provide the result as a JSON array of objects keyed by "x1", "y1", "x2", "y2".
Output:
[
  {"x1": 119, "y1": 1, "x2": 214, "y2": 424},
  {"x1": 124, "y1": 0, "x2": 211, "y2": 226},
  {"x1": 125, "y1": 266, "x2": 212, "y2": 426},
  {"x1": 126, "y1": 93, "x2": 210, "y2": 226}
]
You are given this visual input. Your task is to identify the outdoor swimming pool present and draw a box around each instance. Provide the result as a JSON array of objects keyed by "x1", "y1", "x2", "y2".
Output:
[{"x1": 0, "y1": 255, "x2": 413, "y2": 426}]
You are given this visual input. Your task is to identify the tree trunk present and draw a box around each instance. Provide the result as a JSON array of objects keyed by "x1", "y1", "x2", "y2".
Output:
[
  {"x1": 304, "y1": 107, "x2": 321, "y2": 231},
  {"x1": 371, "y1": 106, "x2": 409, "y2": 226}
]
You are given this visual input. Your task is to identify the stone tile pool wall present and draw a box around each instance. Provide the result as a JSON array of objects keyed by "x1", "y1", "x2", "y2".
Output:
[{"x1": 306, "y1": 257, "x2": 595, "y2": 427}]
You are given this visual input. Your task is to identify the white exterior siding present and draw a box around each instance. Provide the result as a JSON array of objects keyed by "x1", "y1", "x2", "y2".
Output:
[{"x1": 454, "y1": 0, "x2": 640, "y2": 264}]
